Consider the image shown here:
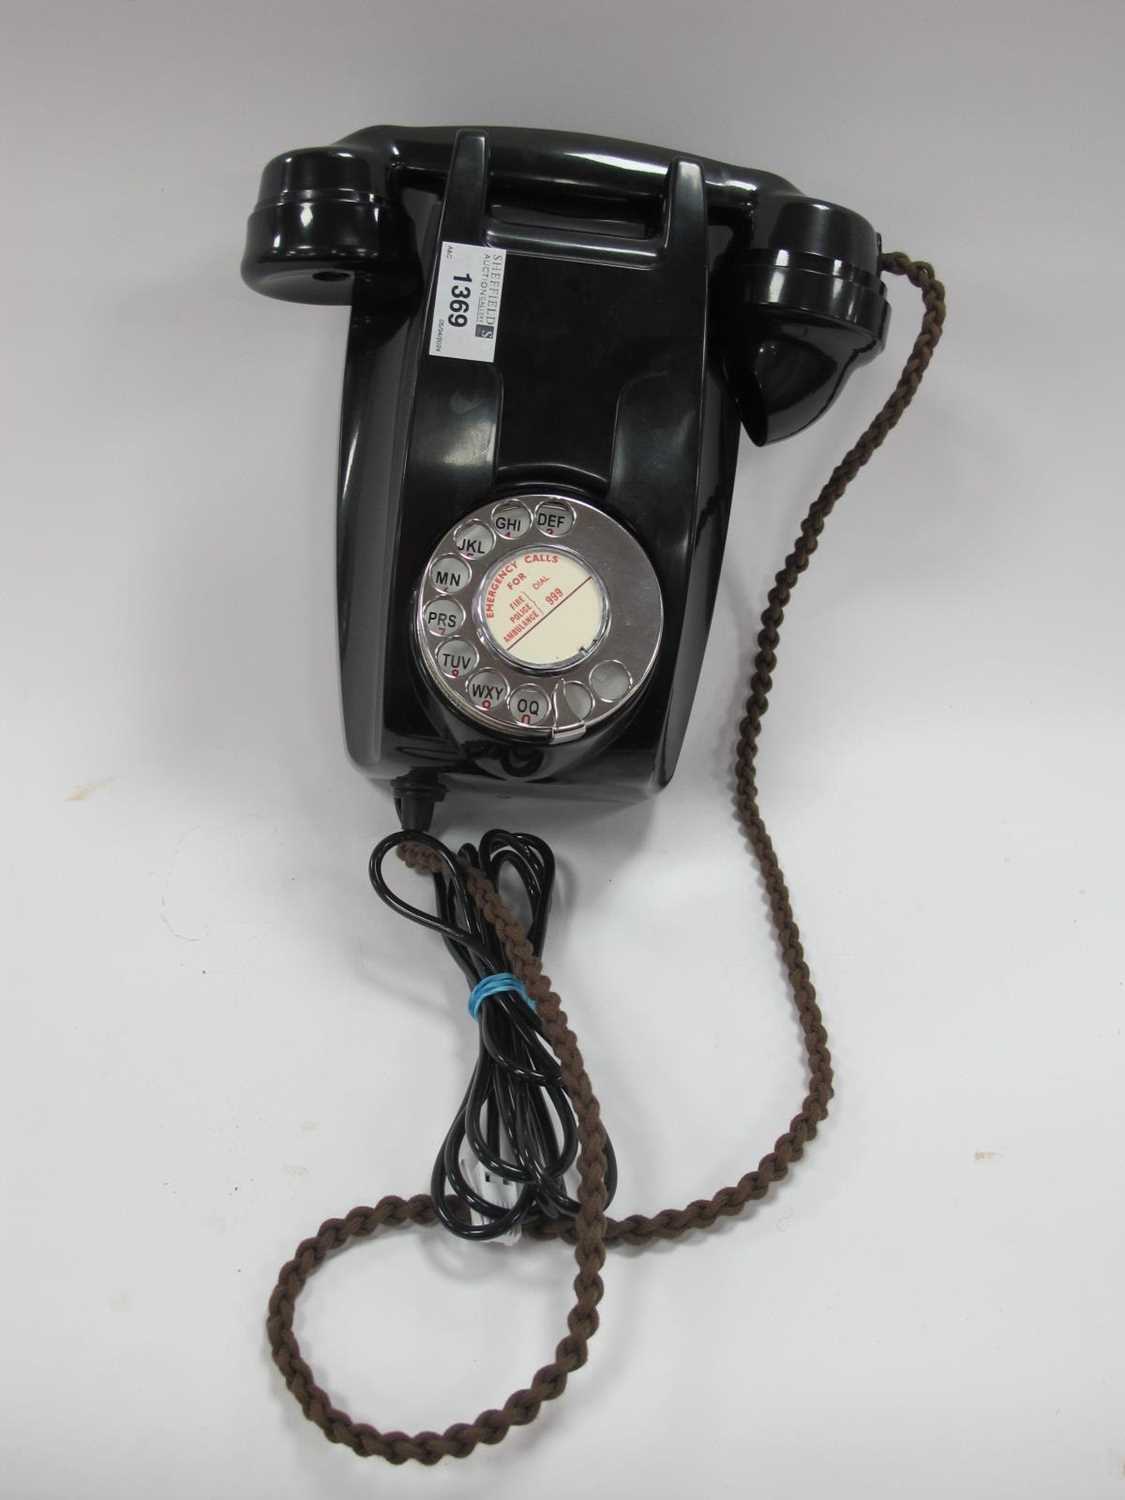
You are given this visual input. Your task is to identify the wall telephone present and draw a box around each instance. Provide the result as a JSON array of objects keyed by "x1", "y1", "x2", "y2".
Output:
[{"x1": 242, "y1": 125, "x2": 944, "y2": 1465}]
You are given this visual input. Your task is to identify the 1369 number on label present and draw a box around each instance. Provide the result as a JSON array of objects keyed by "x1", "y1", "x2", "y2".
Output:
[
  {"x1": 447, "y1": 274, "x2": 472, "y2": 328},
  {"x1": 429, "y1": 242, "x2": 507, "y2": 364}
]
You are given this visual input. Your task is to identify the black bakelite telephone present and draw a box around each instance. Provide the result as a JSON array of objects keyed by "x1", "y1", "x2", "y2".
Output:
[{"x1": 243, "y1": 125, "x2": 944, "y2": 1465}]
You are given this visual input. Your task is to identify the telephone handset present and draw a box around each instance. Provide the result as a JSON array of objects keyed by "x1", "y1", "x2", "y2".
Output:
[
  {"x1": 243, "y1": 125, "x2": 889, "y2": 813},
  {"x1": 243, "y1": 126, "x2": 944, "y2": 1466}
]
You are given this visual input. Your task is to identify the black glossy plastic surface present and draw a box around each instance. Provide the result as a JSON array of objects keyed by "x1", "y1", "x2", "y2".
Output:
[{"x1": 242, "y1": 126, "x2": 888, "y2": 799}]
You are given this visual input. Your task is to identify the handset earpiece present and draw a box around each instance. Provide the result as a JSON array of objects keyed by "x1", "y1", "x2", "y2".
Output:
[
  {"x1": 241, "y1": 145, "x2": 421, "y2": 306},
  {"x1": 714, "y1": 193, "x2": 890, "y2": 444}
]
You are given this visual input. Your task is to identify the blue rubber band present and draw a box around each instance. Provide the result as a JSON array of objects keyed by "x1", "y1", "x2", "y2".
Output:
[{"x1": 467, "y1": 972, "x2": 535, "y2": 1020}]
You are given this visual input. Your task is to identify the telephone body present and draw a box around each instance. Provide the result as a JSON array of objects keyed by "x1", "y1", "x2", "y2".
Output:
[{"x1": 242, "y1": 126, "x2": 889, "y2": 804}]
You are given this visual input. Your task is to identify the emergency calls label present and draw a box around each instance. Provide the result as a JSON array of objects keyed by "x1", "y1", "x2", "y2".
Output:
[
  {"x1": 481, "y1": 550, "x2": 606, "y2": 669},
  {"x1": 429, "y1": 242, "x2": 507, "y2": 363}
]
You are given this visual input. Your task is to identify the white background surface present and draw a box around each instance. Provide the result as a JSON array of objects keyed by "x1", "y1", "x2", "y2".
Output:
[{"x1": 2, "y1": 2, "x2": 1123, "y2": 1496}]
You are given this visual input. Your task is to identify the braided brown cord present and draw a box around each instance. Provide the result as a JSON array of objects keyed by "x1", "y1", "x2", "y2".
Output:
[{"x1": 266, "y1": 253, "x2": 946, "y2": 1463}]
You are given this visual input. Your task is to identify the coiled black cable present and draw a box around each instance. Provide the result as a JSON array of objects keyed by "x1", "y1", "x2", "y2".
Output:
[{"x1": 369, "y1": 827, "x2": 618, "y2": 1240}]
